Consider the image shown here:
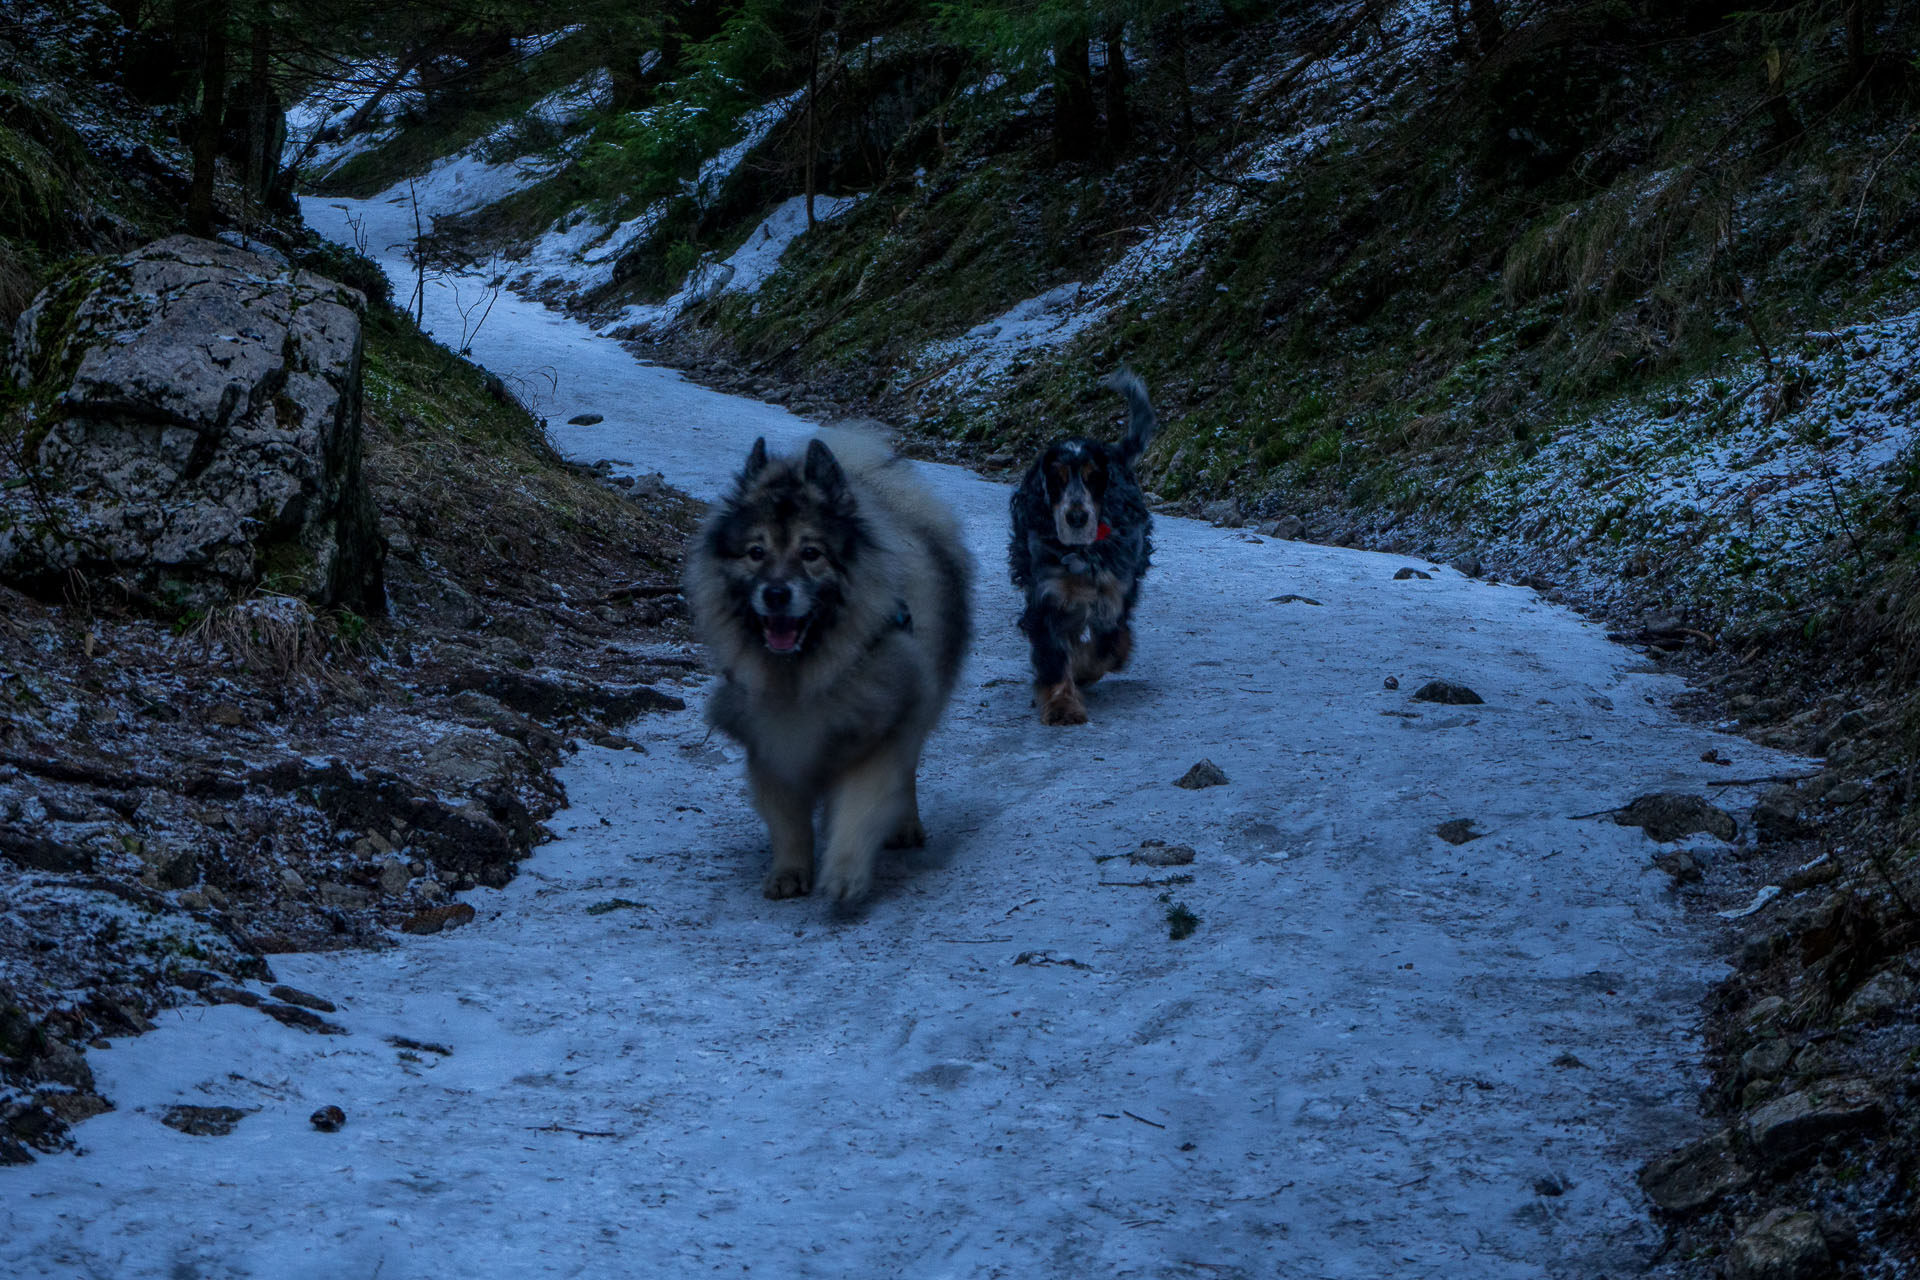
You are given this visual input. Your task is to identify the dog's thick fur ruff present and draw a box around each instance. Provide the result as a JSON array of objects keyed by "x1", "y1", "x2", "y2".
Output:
[
  {"x1": 1008, "y1": 369, "x2": 1157, "y2": 725},
  {"x1": 687, "y1": 429, "x2": 972, "y2": 902}
]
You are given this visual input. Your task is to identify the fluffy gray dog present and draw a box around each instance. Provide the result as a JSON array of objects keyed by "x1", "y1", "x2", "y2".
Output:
[{"x1": 686, "y1": 430, "x2": 973, "y2": 903}]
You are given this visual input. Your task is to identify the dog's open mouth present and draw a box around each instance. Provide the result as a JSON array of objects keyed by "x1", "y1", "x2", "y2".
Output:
[{"x1": 759, "y1": 614, "x2": 810, "y2": 653}]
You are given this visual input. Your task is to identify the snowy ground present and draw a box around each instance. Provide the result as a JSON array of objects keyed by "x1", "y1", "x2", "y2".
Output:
[{"x1": 0, "y1": 190, "x2": 1793, "y2": 1278}]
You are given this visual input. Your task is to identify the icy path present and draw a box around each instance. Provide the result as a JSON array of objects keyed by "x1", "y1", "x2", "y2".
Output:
[{"x1": 0, "y1": 197, "x2": 1776, "y2": 1279}]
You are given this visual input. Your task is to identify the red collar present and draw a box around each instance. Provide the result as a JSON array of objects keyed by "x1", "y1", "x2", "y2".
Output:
[{"x1": 1095, "y1": 521, "x2": 1113, "y2": 541}]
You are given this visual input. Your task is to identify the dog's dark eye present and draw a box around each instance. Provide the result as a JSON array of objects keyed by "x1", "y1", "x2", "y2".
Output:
[
  {"x1": 746, "y1": 544, "x2": 766, "y2": 562},
  {"x1": 800, "y1": 546, "x2": 822, "y2": 562}
]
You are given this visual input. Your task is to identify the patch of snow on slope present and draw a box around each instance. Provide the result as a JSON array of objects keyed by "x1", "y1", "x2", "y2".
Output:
[
  {"x1": 603, "y1": 194, "x2": 861, "y2": 336},
  {"x1": 905, "y1": 0, "x2": 1456, "y2": 400},
  {"x1": 503, "y1": 90, "x2": 809, "y2": 305},
  {"x1": 515, "y1": 25, "x2": 585, "y2": 57},
  {"x1": 525, "y1": 69, "x2": 612, "y2": 129},
  {"x1": 1468, "y1": 304, "x2": 1920, "y2": 621},
  {"x1": 689, "y1": 89, "x2": 806, "y2": 209},
  {"x1": 283, "y1": 59, "x2": 404, "y2": 179}
]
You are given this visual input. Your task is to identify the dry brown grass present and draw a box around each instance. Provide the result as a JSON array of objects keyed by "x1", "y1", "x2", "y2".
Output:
[{"x1": 188, "y1": 592, "x2": 367, "y2": 699}]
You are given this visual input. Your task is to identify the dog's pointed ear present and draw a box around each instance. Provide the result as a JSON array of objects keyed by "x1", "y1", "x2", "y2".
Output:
[
  {"x1": 803, "y1": 439, "x2": 846, "y2": 494},
  {"x1": 742, "y1": 437, "x2": 770, "y2": 479}
]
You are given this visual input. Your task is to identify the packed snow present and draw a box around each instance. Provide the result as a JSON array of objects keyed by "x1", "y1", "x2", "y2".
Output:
[{"x1": 0, "y1": 179, "x2": 1801, "y2": 1277}]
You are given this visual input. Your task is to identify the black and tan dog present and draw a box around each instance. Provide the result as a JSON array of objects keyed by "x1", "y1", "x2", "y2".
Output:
[{"x1": 1008, "y1": 369, "x2": 1158, "y2": 725}]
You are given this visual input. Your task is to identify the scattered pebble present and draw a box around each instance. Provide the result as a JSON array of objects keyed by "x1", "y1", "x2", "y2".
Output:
[
  {"x1": 568, "y1": 413, "x2": 605, "y2": 425},
  {"x1": 310, "y1": 1105, "x2": 347, "y2": 1133},
  {"x1": 270, "y1": 985, "x2": 337, "y2": 1013},
  {"x1": 1130, "y1": 839, "x2": 1197, "y2": 867},
  {"x1": 160, "y1": 1105, "x2": 254, "y2": 1137},
  {"x1": 1434, "y1": 819, "x2": 1483, "y2": 845},
  {"x1": 1411, "y1": 680, "x2": 1483, "y2": 705},
  {"x1": 402, "y1": 902, "x2": 477, "y2": 935},
  {"x1": 1651, "y1": 849, "x2": 1704, "y2": 883},
  {"x1": 1174, "y1": 760, "x2": 1229, "y2": 790},
  {"x1": 1383, "y1": 675, "x2": 1399, "y2": 690},
  {"x1": 1613, "y1": 792, "x2": 1738, "y2": 842},
  {"x1": 1392, "y1": 567, "x2": 1432, "y2": 580}
]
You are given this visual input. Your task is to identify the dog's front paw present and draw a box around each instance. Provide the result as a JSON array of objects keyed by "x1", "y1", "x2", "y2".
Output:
[
  {"x1": 763, "y1": 865, "x2": 814, "y2": 899},
  {"x1": 1038, "y1": 681, "x2": 1088, "y2": 726},
  {"x1": 816, "y1": 857, "x2": 873, "y2": 904},
  {"x1": 884, "y1": 816, "x2": 926, "y2": 849}
]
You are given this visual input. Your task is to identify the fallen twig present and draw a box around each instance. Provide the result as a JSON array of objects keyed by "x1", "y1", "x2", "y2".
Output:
[
  {"x1": 1122, "y1": 1110, "x2": 1167, "y2": 1130},
  {"x1": 526, "y1": 1124, "x2": 618, "y2": 1138}
]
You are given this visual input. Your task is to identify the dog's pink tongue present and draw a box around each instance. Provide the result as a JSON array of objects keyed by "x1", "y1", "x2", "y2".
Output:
[{"x1": 763, "y1": 617, "x2": 801, "y2": 652}]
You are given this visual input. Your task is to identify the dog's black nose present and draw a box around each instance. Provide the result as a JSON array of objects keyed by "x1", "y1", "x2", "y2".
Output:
[
  {"x1": 761, "y1": 582, "x2": 792, "y2": 612},
  {"x1": 1064, "y1": 508, "x2": 1090, "y2": 528}
]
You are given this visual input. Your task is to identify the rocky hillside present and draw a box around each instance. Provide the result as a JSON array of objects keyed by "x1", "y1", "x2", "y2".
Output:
[{"x1": 0, "y1": 6, "x2": 700, "y2": 1165}]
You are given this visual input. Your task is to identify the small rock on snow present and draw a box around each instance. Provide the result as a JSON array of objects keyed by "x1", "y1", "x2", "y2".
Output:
[
  {"x1": 1411, "y1": 680, "x2": 1484, "y2": 705},
  {"x1": 1651, "y1": 849, "x2": 1704, "y2": 883},
  {"x1": 1434, "y1": 819, "x2": 1483, "y2": 845},
  {"x1": 1174, "y1": 760, "x2": 1228, "y2": 790},
  {"x1": 1613, "y1": 792, "x2": 1738, "y2": 843},
  {"x1": 1130, "y1": 839, "x2": 1197, "y2": 867},
  {"x1": 160, "y1": 1105, "x2": 255, "y2": 1137},
  {"x1": 270, "y1": 985, "x2": 337, "y2": 1013},
  {"x1": 1392, "y1": 567, "x2": 1432, "y2": 580},
  {"x1": 260, "y1": 1003, "x2": 347, "y2": 1035},
  {"x1": 309, "y1": 1105, "x2": 347, "y2": 1133},
  {"x1": 402, "y1": 902, "x2": 477, "y2": 935},
  {"x1": 568, "y1": 413, "x2": 605, "y2": 426}
]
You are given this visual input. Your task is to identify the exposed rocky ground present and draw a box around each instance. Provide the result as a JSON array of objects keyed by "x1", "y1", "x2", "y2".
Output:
[{"x1": 1, "y1": 228, "x2": 700, "y2": 1165}]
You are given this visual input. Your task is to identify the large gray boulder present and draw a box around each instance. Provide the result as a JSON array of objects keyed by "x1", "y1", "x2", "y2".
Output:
[{"x1": 3, "y1": 235, "x2": 383, "y2": 611}]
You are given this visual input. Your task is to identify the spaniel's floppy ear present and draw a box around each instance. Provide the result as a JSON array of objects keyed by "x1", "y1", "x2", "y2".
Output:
[{"x1": 1013, "y1": 456, "x2": 1053, "y2": 526}]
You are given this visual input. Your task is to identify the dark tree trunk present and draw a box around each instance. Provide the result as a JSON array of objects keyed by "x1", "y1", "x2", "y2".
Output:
[
  {"x1": 1764, "y1": 50, "x2": 1801, "y2": 147},
  {"x1": 1103, "y1": 21, "x2": 1130, "y2": 151},
  {"x1": 1053, "y1": 36, "x2": 1095, "y2": 162},
  {"x1": 1466, "y1": 0, "x2": 1503, "y2": 54},
  {"x1": 806, "y1": 2, "x2": 821, "y2": 230},
  {"x1": 187, "y1": 0, "x2": 228, "y2": 237},
  {"x1": 1165, "y1": 15, "x2": 1194, "y2": 142},
  {"x1": 244, "y1": 23, "x2": 274, "y2": 203},
  {"x1": 1846, "y1": 0, "x2": 1868, "y2": 82},
  {"x1": 600, "y1": 34, "x2": 648, "y2": 113}
]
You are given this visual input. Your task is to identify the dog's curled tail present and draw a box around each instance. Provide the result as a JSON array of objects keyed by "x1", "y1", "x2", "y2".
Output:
[{"x1": 1103, "y1": 366, "x2": 1158, "y2": 464}]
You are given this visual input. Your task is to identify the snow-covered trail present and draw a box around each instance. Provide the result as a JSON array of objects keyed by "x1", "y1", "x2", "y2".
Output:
[{"x1": 1, "y1": 194, "x2": 1775, "y2": 1279}]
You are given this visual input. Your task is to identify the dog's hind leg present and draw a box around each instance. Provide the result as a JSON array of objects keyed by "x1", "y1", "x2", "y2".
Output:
[
  {"x1": 818, "y1": 748, "x2": 913, "y2": 903},
  {"x1": 1074, "y1": 623, "x2": 1133, "y2": 685},
  {"x1": 750, "y1": 764, "x2": 816, "y2": 899},
  {"x1": 884, "y1": 754, "x2": 926, "y2": 849}
]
